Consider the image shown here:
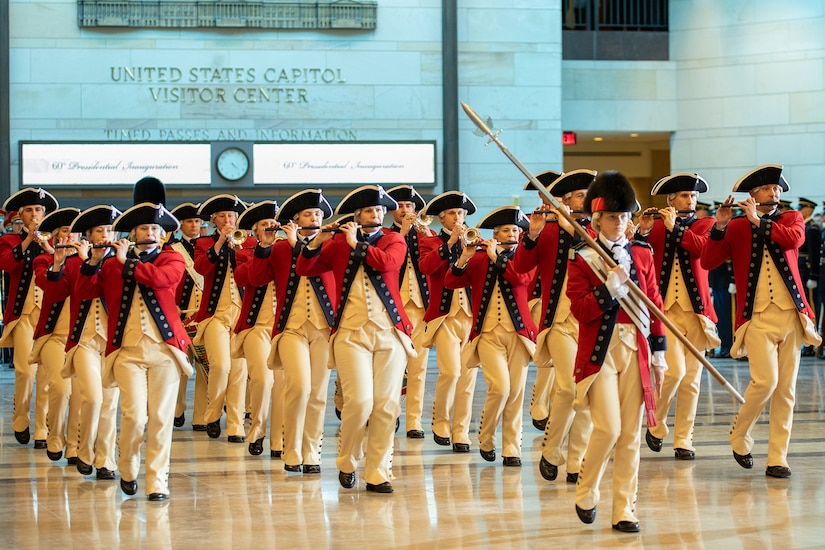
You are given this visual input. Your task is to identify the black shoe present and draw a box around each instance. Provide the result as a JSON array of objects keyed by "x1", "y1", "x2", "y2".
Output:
[
  {"x1": 452, "y1": 443, "x2": 470, "y2": 453},
  {"x1": 612, "y1": 521, "x2": 640, "y2": 533},
  {"x1": 802, "y1": 346, "x2": 816, "y2": 357},
  {"x1": 248, "y1": 438, "x2": 264, "y2": 456},
  {"x1": 539, "y1": 456, "x2": 558, "y2": 481},
  {"x1": 14, "y1": 428, "x2": 30, "y2": 445},
  {"x1": 395, "y1": 417, "x2": 400, "y2": 433},
  {"x1": 284, "y1": 464, "x2": 302, "y2": 473},
  {"x1": 66, "y1": 457, "x2": 78, "y2": 466},
  {"x1": 766, "y1": 465, "x2": 792, "y2": 478},
  {"x1": 674, "y1": 448, "x2": 695, "y2": 460},
  {"x1": 479, "y1": 448, "x2": 496, "y2": 462},
  {"x1": 96, "y1": 468, "x2": 115, "y2": 480},
  {"x1": 303, "y1": 464, "x2": 321, "y2": 474},
  {"x1": 366, "y1": 482, "x2": 393, "y2": 494},
  {"x1": 566, "y1": 472, "x2": 579, "y2": 484},
  {"x1": 532, "y1": 417, "x2": 548, "y2": 431},
  {"x1": 271, "y1": 450, "x2": 282, "y2": 459},
  {"x1": 406, "y1": 430, "x2": 425, "y2": 439},
  {"x1": 335, "y1": 408, "x2": 341, "y2": 420},
  {"x1": 148, "y1": 493, "x2": 169, "y2": 501},
  {"x1": 433, "y1": 433, "x2": 451, "y2": 446},
  {"x1": 120, "y1": 479, "x2": 138, "y2": 496},
  {"x1": 192, "y1": 424, "x2": 207, "y2": 432},
  {"x1": 339, "y1": 471, "x2": 356, "y2": 489},
  {"x1": 733, "y1": 451, "x2": 753, "y2": 469},
  {"x1": 502, "y1": 456, "x2": 522, "y2": 467},
  {"x1": 718, "y1": 351, "x2": 731, "y2": 358},
  {"x1": 575, "y1": 504, "x2": 596, "y2": 524},
  {"x1": 76, "y1": 459, "x2": 93, "y2": 476},
  {"x1": 227, "y1": 435, "x2": 245, "y2": 443},
  {"x1": 173, "y1": 414, "x2": 185, "y2": 428},
  {"x1": 206, "y1": 421, "x2": 221, "y2": 439},
  {"x1": 47, "y1": 449, "x2": 63, "y2": 462},
  {"x1": 645, "y1": 429, "x2": 662, "y2": 452},
  {"x1": 33, "y1": 439, "x2": 47, "y2": 449}
]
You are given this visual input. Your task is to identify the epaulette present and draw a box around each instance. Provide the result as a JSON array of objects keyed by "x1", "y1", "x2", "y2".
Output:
[{"x1": 631, "y1": 240, "x2": 653, "y2": 250}]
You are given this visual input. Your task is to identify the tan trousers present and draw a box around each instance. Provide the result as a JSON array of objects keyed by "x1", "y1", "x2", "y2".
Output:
[
  {"x1": 203, "y1": 320, "x2": 247, "y2": 436},
  {"x1": 431, "y1": 311, "x2": 476, "y2": 443},
  {"x1": 113, "y1": 337, "x2": 180, "y2": 496},
  {"x1": 280, "y1": 322, "x2": 331, "y2": 466},
  {"x1": 541, "y1": 318, "x2": 592, "y2": 472},
  {"x1": 529, "y1": 367, "x2": 555, "y2": 422},
  {"x1": 731, "y1": 304, "x2": 803, "y2": 468},
  {"x1": 334, "y1": 324, "x2": 406, "y2": 485},
  {"x1": 10, "y1": 313, "x2": 49, "y2": 439},
  {"x1": 403, "y1": 302, "x2": 430, "y2": 432},
  {"x1": 476, "y1": 324, "x2": 532, "y2": 458},
  {"x1": 41, "y1": 334, "x2": 79, "y2": 457},
  {"x1": 175, "y1": 361, "x2": 207, "y2": 425},
  {"x1": 269, "y1": 369, "x2": 284, "y2": 453},
  {"x1": 651, "y1": 306, "x2": 705, "y2": 451},
  {"x1": 241, "y1": 327, "x2": 275, "y2": 442},
  {"x1": 73, "y1": 335, "x2": 118, "y2": 470},
  {"x1": 576, "y1": 324, "x2": 644, "y2": 525}
]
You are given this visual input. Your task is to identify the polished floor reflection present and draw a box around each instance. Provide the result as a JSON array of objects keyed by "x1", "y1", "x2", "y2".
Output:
[{"x1": 1, "y1": 356, "x2": 823, "y2": 548}]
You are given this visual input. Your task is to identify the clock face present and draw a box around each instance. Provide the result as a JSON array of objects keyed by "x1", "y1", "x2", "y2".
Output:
[{"x1": 216, "y1": 147, "x2": 249, "y2": 181}]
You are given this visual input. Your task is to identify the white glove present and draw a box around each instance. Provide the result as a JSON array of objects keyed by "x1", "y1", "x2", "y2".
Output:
[
  {"x1": 606, "y1": 271, "x2": 629, "y2": 300},
  {"x1": 652, "y1": 350, "x2": 668, "y2": 371},
  {"x1": 807, "y1": 279, "x2": 818, "y2": 290},
  {"x1": 728, "y1": 283, "x2": 737, "y2": 295}
]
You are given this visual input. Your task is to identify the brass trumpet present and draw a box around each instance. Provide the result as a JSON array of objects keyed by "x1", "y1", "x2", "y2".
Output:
[
  {"x1": 463, "y1": 227, "x2": 481, "y2": 242},
  {"x1": 34, "y1": 230, "x2": 53, "y2": 243},
  {"x1": 230, "y1": 229, "x2": 248, "y2": 245},
  {"x1": 410, "y1": 212, "x2": 434, "y2": 234}
]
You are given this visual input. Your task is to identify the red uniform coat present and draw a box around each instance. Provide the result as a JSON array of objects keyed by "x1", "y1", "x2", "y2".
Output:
[
  {"x1": 418, "y1": 232, "x2": 462, "y2": 323},
  {"x1": 0, "y1": 232, "x2": 45, "y2": 325},
  {"x1": 32, "y1": 254, "x2": 69, "y2": 339},
  {"x1": 192, "y1": 234, "x2": 257, "y2": 323}
]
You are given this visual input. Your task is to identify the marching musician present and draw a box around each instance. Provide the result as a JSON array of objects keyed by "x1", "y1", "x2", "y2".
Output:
[
  {"x1": 701, "y1": 164, "x2": 821, "y2": 478},
  {"x1": 445, "y1": 206, "x2": 537, "y2": 466},
  {"x1": 31, "y1": 208, "x2": 81, "y2": 464},
  {"x1": 0, "y1": 188, "x2": 58, "y2": 448},
  {"x1": 512, "y1": 169, "x2": 596, "y2": 482},
  {"x1": 232, "y1": 201, "x2": 282, "y2": 452},
  {"x1": 385, "y1": 185, "x2": 436, "y2": 439},
  {"x1": 297, "y1": 185, "x2": 415, "y2": 493},
  {"x1": 418, "y1": 191, "x2": 478, "y2": 453},
  {"x1": 78, "y1": 193, "x2": 190, "y2": 501},
  {"x1": 569, "y1": 171, "x2": 667, "y2": 533},
  {"x1": 636, "y1": 173, "x2": 720, "y2": 461},
  {"x1": 248, "y1": 189, "x2": 337, "y2": 471},
  {"x1": 193, "y1": 194, "x2": 254, "y2": 441},
  {"x1": 167, "y1": 202, "x2": 207, "y2": 430},
  {"x1": 796, "y1": 197, "x2": 820, "y2": 356}
]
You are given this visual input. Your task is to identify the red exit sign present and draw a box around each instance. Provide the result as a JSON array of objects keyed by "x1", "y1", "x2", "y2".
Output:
[{"x1": 562, "y1": 132, "x2": 577, "y2": 145}]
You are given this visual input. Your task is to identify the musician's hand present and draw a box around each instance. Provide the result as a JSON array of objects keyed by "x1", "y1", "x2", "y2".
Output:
[
  {"x1": 740, "y1": 197, "x2": 760, "y2": 225},
  {"x1": 308, "y1": 224, "x2": 335, "y2": 249},
  {"x1": 40, "y1": 239, "x2": 55, "y2": 255},
  {"x1": 281, "y1": 221, "x2": 299, "y2": 247},
  {"x1": 456, "y1": 242, "x2": 475, "y2": 267},
  {"x1": 715, "y1": 196, "x2": 735, "y2": 229},
  {"x1": 638, "y1": 207, "x2": 656, "y2": 234},
  {"x1": 654, "y1": 365, "x2": 666, "y2": 399},
  {"x1": 51, "y1": 237, "x2": 69, "y2": 269},
  {"x1": 609, "y1": 263, "x2": 629, "y2": 284},
  {"x1": 112, "y1": 238, "x2": 130, "y2": 264},
  {"x1": 77, "y1": 240, "x2": 91, "y2": 262},
  {"x1": 485, "y1": 238, "x2": 498, "y2": 262},
  {"x1": 401, "y1": 213, "x2": 415, "y2": 237},
  {"x1": 88, "y1": 241, "x2": 108, "y2": 265},
  {"x1": 448, "y1": 224, "x2": 464, "y2": 247},
  {"x1": 660, "y1": 206, "x2": 676, "y2": 232},
  {"x1": 529, "y1": 207, "x2": 549, "y2": 239}
]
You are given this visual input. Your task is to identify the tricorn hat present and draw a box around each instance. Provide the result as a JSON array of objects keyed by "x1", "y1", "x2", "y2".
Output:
[
  {"x1": 732, "y1": 164, "x2": 789, "y2": 193},
  {"x1": 798, "y1": 197, "x2": 816, "y2": 209},
  {"x1": 524, "y1": 169, "x2": 562, "y2": 191},
  {"x1": 386, "y1": 185, "x2": 426, "y2": 211},
  {"x1": 277, "y1": 189, "x2": 333, "y2": 223},
  {"x1": 197, "y1": 194, "x2": 247, "y2": 218},
  {"x1": 37, "y1": 207, "x2": 80, "y2": 234},
  {"x1": 421, "y1": 191, "x2": 477, "y2": 217},
  {"x1": 237, "y1": 201, "x2": 279, "y2": 230},
  {"x1": 547, "y1": 169, "x2": 598, "y2": 197},
  {"x1": 170, "y1": 202, "x2": 203, "y2": 221},
  {"x1": 334, "y1": 185, "x2": 398, "y2": 215},
  {"x1": 70, "y1": 205, "x2": 122, "y2": 234},
  {"x1": 3, "y1": 188, "x2": 59, "y2": 213},
  {"x1": 651, "y1": 173, "x2": 709, "y2": 195},
  {"x1": 477, "y1": 206, "x2": 530, "y2": 231},
  {"x1": 585, "y1": 171, "x2": 640, "y2": 215},
  {"x1": 696, "y1": 201, "x2": 711, "y2": 212},
  {"x1": 113, "y1": 203, "x2": 179, "y2": 233}
]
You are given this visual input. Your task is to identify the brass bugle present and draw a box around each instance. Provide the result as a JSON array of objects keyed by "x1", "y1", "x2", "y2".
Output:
[
  {"x1": 463, "y1": 227, "x2": 481, "y2": 242},
  {"x1": 717, "y1": 202, "x2": 778, "y2": 208}
]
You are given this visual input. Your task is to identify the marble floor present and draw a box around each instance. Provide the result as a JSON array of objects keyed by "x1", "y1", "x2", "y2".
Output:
[{"x1": 0, "y1": 356, "x2": 823, "y2": 549}]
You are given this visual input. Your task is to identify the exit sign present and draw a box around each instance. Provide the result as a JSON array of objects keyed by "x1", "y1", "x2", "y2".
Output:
[{"x1": 562, "y1": 132, "x2": 577, "y2": 145}]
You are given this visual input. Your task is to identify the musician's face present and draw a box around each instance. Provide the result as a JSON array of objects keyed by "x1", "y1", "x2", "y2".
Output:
[
  {"x1": 296, "y1": 208, "x2": 324, "y2": 235},
  {"x1": 493, "y1": 224, "x2": 520, "y2": 248},
  {"x1": 391, "y1": 201, "x2": 416, "y2": 224},
  {"x1": 599, "y1": 211, "x2": 631, "y2": 242},
  {"x1": 20, "y1": 205, "x2": 45, "y2": 226},
  {"x1": 668, "y1": 191, "x2": 698, "y2": 213},
  {"x1": 87, "y1": 225, "x2": 114, "y2": 245},
  {"x1": 180, "y1": 218, "x2": 201, "y2": 239},
  {"x1": 213, "y1": 210, "x2": 237, "y2": 231},
  {"x1": 356, "y1": 205, "x2": 384, "y2": 233},
  {"x1": 254, "y1": 218, "x2": 278, "y2": 240},
  {"x1": 750, "y1": 184, "x2": 781, "y2": 208},
  {"x1": 564, "y1": 190, "x2": 588, "y2": 217},
  {"x1": 55, "y1": 226, "x2": 75, "y2": 241},
  {"x1": 134, "y1": 224, "x2": 163, "y2": 246},
  {"x1": 439, "y1": 208, "x2": 465, "y2": 231}
]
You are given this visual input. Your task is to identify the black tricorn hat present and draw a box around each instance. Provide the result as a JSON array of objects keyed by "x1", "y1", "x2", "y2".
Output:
[
  {"x1": 3, "y1": 187, "x2": 59, "y2": 213},
  {"x1": 38, "y1": 207, "x2": 80, "y2": 233},
  {"x1": 170, "y1": 202, "x2": 203, "y2": 221},
  {"x1": 334, "y1": 185, "x2": 398, "y2": 215},
  {"x1": 778, "y1": 199, "x2": 792, "y2": 209},
  {"x1": 798, "y1": 197, "x2": 816, "y2": 209},
  {"x1": 547, "y1": 169, "x2": 597, "y2": 197},
  {"x1": 197, "y1": 194, "x2": 247, "y2": 218},
  {"x1": 696, "y1": 201, "x2": 711, "y2": 211},
  {"x1": 133, "y1": 176, "x2": 166, "y2": 205},
  {"x1": 421, "y1": 191, "x2": 477, "y2": 217},
  {"x1": 113, "y1": 203, "x2": 179, "y2": 233},
  {"x1": 70, "y1": 205, "x2": 122, "y2": 234},
  {"x1": 732, "y1": 164, "x2": 789, "y2": 193},
  {"x1": 237, "y1": 201, "x2": 279, "y2": 230},
  {"x1": 277, "y1": 189, "x2": 333, "y2": 223},
  {"x1": 524, "y1": 169, "x2": 562, "y2": 191},
  {"x1": 585, "y1": 171, "x2": 640, "y2": 215},
  {"x1": 477, "y1": 206, "x2": 530, "y2": 231},
  {"x1": 386, "y1": 185, "x2": 426, "y2": 211},
  {"x1": 651, "y1": 172, "x2": 709, "y2": 195}
]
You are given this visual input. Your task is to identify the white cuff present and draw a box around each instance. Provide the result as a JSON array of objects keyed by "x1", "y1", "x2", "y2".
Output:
[
  {"x1": 606, "y1": 271, "x2": 629, "y2": 300},
  {"x1": 807, "y1": 279, "x2": 818, "y2": 290},
  {"x1": 728, "y1": 283, "x2": 737, "y2": 294},
  {"x1": 652, "y1": 350, "x2": 668, "y2": 370}
]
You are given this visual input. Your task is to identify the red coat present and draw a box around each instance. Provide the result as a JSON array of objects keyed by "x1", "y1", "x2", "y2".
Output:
[
  {"x1": 701, "y1": 210, "x2": 813, "y2": 329},
  {"x1": 192, "y1": 234, "x2": 257, "y2": 323},
  {"x1": 0, "y1": 232, "x2": 46, "y2": 325},
  {"x1": 418, "y1": 233, "x2": 461, "y2": 322},
  {"x1": 296, "y1": 231, "x2": 413, "y2": 336}
]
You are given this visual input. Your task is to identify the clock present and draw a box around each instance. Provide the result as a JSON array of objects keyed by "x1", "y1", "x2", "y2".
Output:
[{"x1": 216, "y1": 147, "x2": 250, "y2": 181}]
